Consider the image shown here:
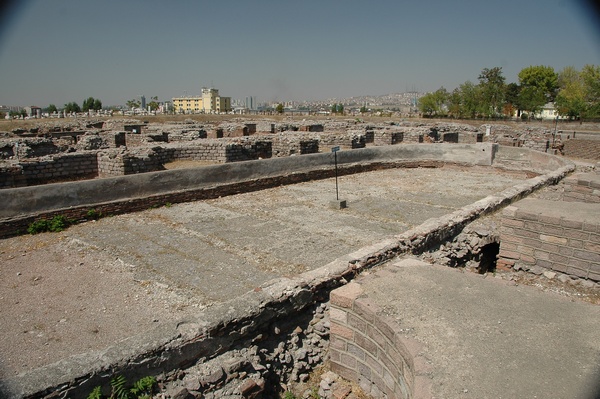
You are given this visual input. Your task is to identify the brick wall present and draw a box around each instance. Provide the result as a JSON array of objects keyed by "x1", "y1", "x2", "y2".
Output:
[
  {"x1": 562, "y1": 173, "x2": 600, "y2": 203},
  {"x1": 329, "y1": 282, "x2": 420, "y2": 399},
  {"x1": 318, "y1": 131, "x2": 366, "y2": 149},
  {"x1": 497, "y1": 198, "x2": 600, "y2": 281},
  {"x1": 271, "y1": 134, "x2": 317, "y2": 156},
  {"x1": 0, "y1": 153, "x2": 98, "y2": 188},
  {"x1": 374, "y1": 130, "x2": 404, "y2": 146}
]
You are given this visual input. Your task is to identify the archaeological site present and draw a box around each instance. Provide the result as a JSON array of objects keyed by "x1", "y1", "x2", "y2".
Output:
[{"x1": 0, "y1": 116, "x2": 599, "y2": 399}]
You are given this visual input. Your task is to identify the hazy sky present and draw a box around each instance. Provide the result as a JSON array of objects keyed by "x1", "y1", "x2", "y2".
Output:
[{"x1": 0, "y1": 0, "x2": 599, "y2": 107}]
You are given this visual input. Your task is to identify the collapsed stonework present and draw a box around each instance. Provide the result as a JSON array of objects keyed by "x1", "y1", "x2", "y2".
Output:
[{"x1": 3, "y1": 118, "x2": 596, "y2": 190}]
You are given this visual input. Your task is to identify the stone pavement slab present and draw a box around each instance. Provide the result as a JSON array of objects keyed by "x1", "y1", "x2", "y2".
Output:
[
  {"x1": 355, "y1": 258, "x2": 600, "y2": 399},
  {"x1": 0, "y1": 166, "x2": 529, "y2": 378}
]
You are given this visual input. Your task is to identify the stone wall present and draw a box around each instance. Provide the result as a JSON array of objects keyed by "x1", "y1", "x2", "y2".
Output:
[
  {"x1": 318, "y1": 131, "x2": 366, "y2": 149},
  {"x1": 0, "y1": 153, "x2": 98, "y2": 188},
  {"x1": 374, "y1": 130, "x2": 404, "y2": 146},
  {"x1": 329, "y1": 282, "x2": 417, "y2": 399},
  {"x1": 271, "y1": 133, "x2": 318, "y2": 157},
  {"x1": 562, "y1": 173, "x2": 600, "y2": 203},
  {"x1": 497, "y1": 198, "x2": 600, "y2": 281}
]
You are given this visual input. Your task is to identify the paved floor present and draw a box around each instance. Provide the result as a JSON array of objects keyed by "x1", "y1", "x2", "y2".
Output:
[
  {"x1": 356, "y1": 258, "x2": 600, "y2": 399},
  {"x1": 0, "y1": 166, "x2": 531, "y2": 377}
]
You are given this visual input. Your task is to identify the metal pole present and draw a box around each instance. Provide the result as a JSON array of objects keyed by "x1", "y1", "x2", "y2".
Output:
[{"x1": 334, "y1": 150, "x2": 339, "y2": 200}]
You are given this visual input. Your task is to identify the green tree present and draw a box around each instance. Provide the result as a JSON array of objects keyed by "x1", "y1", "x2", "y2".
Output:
[
  {"x1": 459, "y1": 81, "x2": 481, "y2": 118},
  {"x1": 93, "y1": 98, "x2": 102, "y2": 111},
  {"x1": 418, "y1": 87, "x2": 448, "y2": 117},
  {"x1": 477, "y1": 67, "x2": 506, "y2": 117},
  {"x1": 46, "y1": 104, "x2": 58, "y2": 114},
  {"x1": 64, "y1": 102, "x2": 81, "y2": 113},
  {"x1": 517, "y1": 65, "x2": 558, "y2": 117},
  {"x1": 82, "y1": 97, "x2": 95, "y2": 112},
  {"x1": 330, "y1": 103, "x2": 344, "y2": 114},
  {"x1": 580, "y1": 64, "x2": 600, "y2": 118},
  {"x1": 447, "y1": 88, "x2": 463, "y2": 118},
  {"x1": 148, "y1": 101, "x2": 159, "y2": 111},
  {"x1": 555, "y1": 66, "x2": 585, "y2": 120},
  {"x1": 275, "y1": 103, "x2": 284, "y2": 114}
]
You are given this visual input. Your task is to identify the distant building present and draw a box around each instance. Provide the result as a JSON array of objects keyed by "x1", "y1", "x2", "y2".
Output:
[
  {"x1": 140, "y1": 95, "x2": 146, "y2": 110},
  {"x1": 514, "y1": 102, "x2": 567, "y2": 120},
  {"x1": 245, "y1": 96, "x2": 256, "y2": 110},
  {"x1": 172, "y1": 87, "x2": 232, "y2": 114},
  {"x1": 24, "y1": 106, "x2": 42, "y2": 118}
]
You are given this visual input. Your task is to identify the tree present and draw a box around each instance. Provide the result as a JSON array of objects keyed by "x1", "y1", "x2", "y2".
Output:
[
  {"x1": 555, "y1": 66, "x2": 585, "y2": 120},
  {"x1": 64, "y1": 102, "x2": 81, "y2": 113},
  {"x1": 580, "y1": 64, "x2": 600, "y2": 118},
  {"x1": 458, "y1": 81, "x2": 481, "y2": 118},
  {"x1": 418, "y1": 87, "x2": 448, "y2": 116},
  {"x1": 275, "y1": 103, "x2": 284, "y2": 114},
  {"x1": 82, "y1": 97, "x2": 95, "y2": 112},
  {"x1": 330, "y1": 103, "x2": 344, "y2": 114},
  {"x1": 148, "y1": 101, "x2": 159, "y2": 111},
  {"x1": 517, "y1": 65, "x2": 558, "y2": 116},
  {"x1": 46, "y1": 104, "x2": 58, "y2": 114},
  {"x1": 477, "y1": 67, "x2": 506, "y2": 117},
  {"x1": 447, "y1": 88, "x2": 463, "y2": 118},
  {"x1": 93, "y1": 98, "x2": 102, "y2": 111}
]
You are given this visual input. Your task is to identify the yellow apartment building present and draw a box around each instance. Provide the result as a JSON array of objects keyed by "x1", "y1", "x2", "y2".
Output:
[{"x1": 172, "y1": 87, "x2": 232, "y2": 114}]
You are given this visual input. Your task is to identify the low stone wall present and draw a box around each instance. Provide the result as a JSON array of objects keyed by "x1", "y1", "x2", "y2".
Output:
[
  {"x1": 0, "y1": 143, "x2": 498, "y2": 221},
  {"x1": 271, "y1": 133, "x2": 319, "y2": 156},
  {"x1": 374, "y1": 130, "x2": 404, "y2": 146},
  {"x1": 318, "y1": 131, "x2": 366, "y2": 149},
  {"x1": 562, "y1": 173, "x2": 600, "y2": 203},
  {"x1": 497, "y1": 198, "x2": 600, "y2": 281},
  {"x1": 0, "y1": 153, "x2": 98, "y2": 188},
  {"x1": 329, "y1": 282, "x2": 418, "y2": 399}
]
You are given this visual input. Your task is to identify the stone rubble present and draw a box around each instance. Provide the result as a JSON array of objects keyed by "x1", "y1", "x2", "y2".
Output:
[{"x1": 155, "y1": 302, "x2": 331, "y2": 398}]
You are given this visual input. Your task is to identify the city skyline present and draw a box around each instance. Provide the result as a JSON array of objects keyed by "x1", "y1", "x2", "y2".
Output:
[{"x1": 0, "y1": 0, "x2": 599, "y2": 108}]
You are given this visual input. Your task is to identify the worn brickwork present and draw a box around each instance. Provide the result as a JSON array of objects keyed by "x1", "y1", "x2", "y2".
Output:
[
  {"x1": 329, "y1": 282, "x2": 415, "y2": 399},
  {"x1": 271, "y1": 134, "x2": 318, "y2": 157},
  {"x1": 0, "y1": 153, "x2": 98, "y2": 188},
  {"x1": 497, "y1": 199, "x2": 600, "y2": 281},
  {"x1": 374, "y1": 130, "x2": 405, "y2": 146},
  {"x1": 562, "y1": 172, "x2": 600, "y2": 203},
  {"x1": 318, "y1": 131, "x2": 366, "y2": 149}
]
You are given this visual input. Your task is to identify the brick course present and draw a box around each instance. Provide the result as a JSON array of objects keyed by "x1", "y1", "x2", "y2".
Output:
[
  {"x1": 498, "y1": 199, "x2": 600, "y2": 281},
  {"x1": 329, "y1": 282, "x2": 421, "y2": 399}
]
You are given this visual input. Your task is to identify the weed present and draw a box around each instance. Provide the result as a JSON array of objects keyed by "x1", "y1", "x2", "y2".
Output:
[
  {"x1": 27, "y1": 215, "x2": 72, "y2": 234},
  {"x1": 165, "y1": 202, "x2": 172, "y2": 208},
  {"x1": 85, "y1": 375, "x2": 157, "y2": 399},
  {"x1": 86, "y1": 208, "x2": 102, "y2": 220},
  {"x1": 282, "y1": 391, "x2": 297, "y2": 399}
]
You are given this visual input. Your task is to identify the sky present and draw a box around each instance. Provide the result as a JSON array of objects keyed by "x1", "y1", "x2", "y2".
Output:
[{"x1": 0, "y1": 0, "x2": 599, "y2": 107}]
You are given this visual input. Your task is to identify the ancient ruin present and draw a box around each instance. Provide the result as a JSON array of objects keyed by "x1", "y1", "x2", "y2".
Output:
[{"x1": 0, "y1": 117, "x2": 598, "y2": 398}]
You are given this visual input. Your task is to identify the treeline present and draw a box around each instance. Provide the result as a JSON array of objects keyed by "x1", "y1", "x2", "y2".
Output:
[
  {"x1": 46, "y1": 97, "x2": 103, "y2": 114},
  {"x1": 418, "y1": 65, "x2": 600, "y2": 120}
]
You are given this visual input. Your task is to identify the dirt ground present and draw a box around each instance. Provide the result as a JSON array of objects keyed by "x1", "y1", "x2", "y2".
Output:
[{"x1": 0, "y1": 165, "x2": 537, "y2": 379}]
